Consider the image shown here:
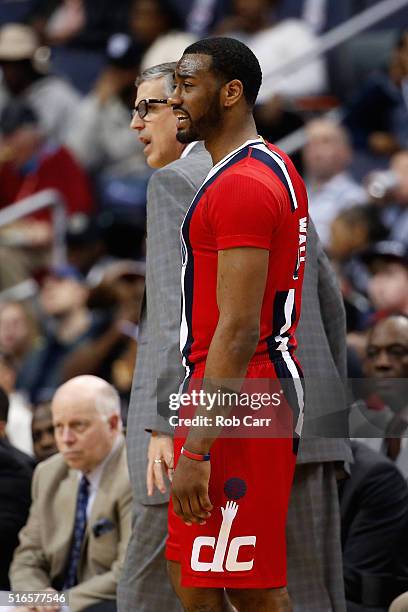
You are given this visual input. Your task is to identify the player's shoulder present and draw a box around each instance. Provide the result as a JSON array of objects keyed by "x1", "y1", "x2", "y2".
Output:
[
  {"x1": 213, "y1": 148, "x2": 281, "y2": 191},
  {"x1": 261, "y1": 141, "x2": 300, "y2": 176}
]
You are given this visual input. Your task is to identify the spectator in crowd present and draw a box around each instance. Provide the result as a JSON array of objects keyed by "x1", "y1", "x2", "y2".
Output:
[
  {"x1": 327, "y1": 206, "x2": 388, "y2": 338},
  {"x1": 345, "y1": 241, "x2": 408, "y2": 367},
  {"x1": 10, "y1": 375, "x2": 132, "y2": 612},
  {"x1": 0, "y1": 386, "x2": 34, "y2": 590},
  {"x1": 0, "y1": 301, "x2": 36, "y2": 370},
  {"x1": 0, "y1": 0, "x2": 39, "y2": 26},
  {"x1": 65, "y1": 214, "x2": 110, "y2": 278},
  {"x1": 349, "y1": 313, "x2": 408, "y2": 475},
  {"x1": 344, "y1": 28, "x2": 408, "y2": 156},
  {"x1": 135, "y1": 0, "x2": 196, "y2": 71},
  {"x1": 0, "y1": 351, "x2": 33, "y2": 455},
  {"x1": 31, "y1": 401, "x2": 58, "y2": 463},
  {"x1": 33, "y1": 0, "x2": 130, "y2": 50},
  {"x1": 62, "y1": 259, "x2": 145, "y2": 408},
  {"x1": 302, "y1": 118, "x2": 367, "y2": 247},
  {"x1": 0, "y1": 23, "x2": 80, "y2": 142},
  {"x1": 276, "y1": 0, "x2": 352, "y2": 34},
  {"x1": 0, "y1": 101, "x2": 94, "y2": 251},
  {"x1": 382, "y1": 150, "x2": 408, "y2": 247},
  {"x1": 27, "y1": 0, "x2": 132, "y2": 93},
  {"x1": 30, "y1": 0, "x2": 88, "y2": 47},
  {"x1": 214, "y1": 0, "x2": 276, "y2": 39},
  {"x1": 215, "y1": 0, "x2": 327, "y2": 101},
  {"x1": 17, "y1": 265, "x2": 104, "y2": 404},
  {"x1": 364, "y1": 242, "x2": 408, "y2": 318},
  {"x1": 130, "y1": 0, "x2": 183, "y2": 55},
  {"x1": 65, "y1": 33, "x2": 146, "y2": 175},
  {"x1": 340, "y1": 440, "x2": 408, "y2": 612},
  {"x1": 170, "y1": 0, "x2": 227, "y2": 36},
  {"x1": 329, "y1": 205, "x2": 387, "y2": 264},
  {"x1": 328, "y1": 206, "x2": 387, "y2": 332}
]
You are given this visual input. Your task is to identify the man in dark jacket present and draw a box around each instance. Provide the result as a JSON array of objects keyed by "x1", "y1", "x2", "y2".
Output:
[
  {"x1": 340, "y1": 441, "x2": 408, "y2": 611},
  {"x1": 0, "y1": 386, "x2": 34, "y2": 589}
]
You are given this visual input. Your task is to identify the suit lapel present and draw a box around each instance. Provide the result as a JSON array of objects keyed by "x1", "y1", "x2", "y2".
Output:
[
  {"x1": 140, "y1": 289, "x2": 147, "y2": 318},
  {"x1": 84, "y1": 439, "x2": 124, "y2": 543}
]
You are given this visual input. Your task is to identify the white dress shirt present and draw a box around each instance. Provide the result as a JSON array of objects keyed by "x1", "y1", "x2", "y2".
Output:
[{"x1": 79, "y1": 434, "x2": 123, "y2": 519}]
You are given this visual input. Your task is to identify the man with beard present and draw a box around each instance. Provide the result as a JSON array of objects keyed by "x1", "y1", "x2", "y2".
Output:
[
  {"x1": 341, "y1": 315, "x2": 408, "y2": 610},
  {"x1": 350, "y1": 313, "x2": 408, "y2": 476},
  {"x1": 166, "y1": 37, "x2": 308, "y2": 611}
]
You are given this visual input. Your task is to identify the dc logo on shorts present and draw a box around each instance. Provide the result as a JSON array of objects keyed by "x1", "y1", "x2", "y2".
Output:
[{"x1": 191, "y1": 479, "x2": 256, "y2": 573}]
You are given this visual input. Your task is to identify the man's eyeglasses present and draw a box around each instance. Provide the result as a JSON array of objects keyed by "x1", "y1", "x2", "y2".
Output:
[{"x1": 132, "y1": 98, "x2": 168, "y2": 120}]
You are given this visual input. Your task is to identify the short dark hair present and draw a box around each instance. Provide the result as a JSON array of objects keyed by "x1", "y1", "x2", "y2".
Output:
[
  {"x1": 0, "y1": 386, "x2": 9, "y2": 423},
  {"x1": 336, "y1": 205, "x2": 388, "y2": 243},
  {"x1": 183, "y1": 37, "x2": 262, "y2": 107}
]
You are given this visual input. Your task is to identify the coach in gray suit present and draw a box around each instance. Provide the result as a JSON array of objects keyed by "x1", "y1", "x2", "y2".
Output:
[{"x1": 118, "y1": 63, "x2": 211, "y2": 612}]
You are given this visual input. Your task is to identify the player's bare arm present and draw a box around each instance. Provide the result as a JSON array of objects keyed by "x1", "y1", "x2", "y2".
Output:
[{"x1": 171, "y1": 246, "x2": 269, "y2": 525}]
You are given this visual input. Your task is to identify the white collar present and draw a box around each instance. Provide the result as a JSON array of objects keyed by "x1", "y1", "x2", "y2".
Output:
[
  {"x1": 204, "y1": 137, "x2": 264, "y2": 184},
  {"x1": 212, "y1": 136, "x2": 264, "y2": 170},
  {"x1": 180, "y1": 141, "x2": 199, "y2": 159}
]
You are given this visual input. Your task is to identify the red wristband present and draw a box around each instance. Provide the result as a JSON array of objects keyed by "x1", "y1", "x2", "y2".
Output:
[{"x1": 181, "y1": 446, "x2": 211, "y2": 461}]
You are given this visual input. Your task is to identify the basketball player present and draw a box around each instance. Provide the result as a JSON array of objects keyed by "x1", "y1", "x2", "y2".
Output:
[{"x1": 167, "y1": 37, "x2": 308, "y2": 611}]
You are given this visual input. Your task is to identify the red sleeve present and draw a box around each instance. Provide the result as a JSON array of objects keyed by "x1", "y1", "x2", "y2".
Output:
[
  {"x1": 205, "y1": 173, "x2": 284, "y2": 251},
  {"x1": 15, "y1": 147, "x2": 94, "y2": 221},
  {"x1": 48, "y1": 148, "x2": 94, "y2": 216}
]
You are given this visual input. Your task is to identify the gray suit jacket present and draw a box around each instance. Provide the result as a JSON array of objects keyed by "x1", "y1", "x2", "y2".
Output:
[
  {"x1": 126, "y1": 143, "x2": 212, "y2": 505},
  {"x1": 296, "y1": 221, "x2": 352, "y2": 464}
]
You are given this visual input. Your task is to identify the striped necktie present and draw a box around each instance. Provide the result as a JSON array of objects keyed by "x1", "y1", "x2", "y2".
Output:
[{"x1": 64, "y1": 475, "x2": 90, "y2": 589}]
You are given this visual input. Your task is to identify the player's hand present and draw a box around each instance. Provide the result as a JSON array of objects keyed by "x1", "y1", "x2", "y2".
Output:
[
  {"x1": 171, "y1": 455, "x2": 213, "y2": 526},
  {"x1": 146, "y1": 433, "x2": 174, "y2": 496}
]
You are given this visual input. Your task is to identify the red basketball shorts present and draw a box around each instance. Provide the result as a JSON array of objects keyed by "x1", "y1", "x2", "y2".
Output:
[{"x1": 165, "y1": 357, "x2": 300, "y2": 589}]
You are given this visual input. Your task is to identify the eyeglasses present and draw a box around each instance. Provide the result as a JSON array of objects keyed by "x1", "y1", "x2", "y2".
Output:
[{"x1": 132, "y1": 98, "x2": 168, "y2": 120}]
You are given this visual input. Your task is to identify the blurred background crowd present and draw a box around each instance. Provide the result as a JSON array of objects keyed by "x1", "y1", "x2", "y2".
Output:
[{"x1": 0, "y1": 0, "x2": 408, "y2": 610}]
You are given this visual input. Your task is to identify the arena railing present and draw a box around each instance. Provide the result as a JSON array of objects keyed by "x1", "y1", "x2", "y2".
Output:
[
  {"x1": 261, "y1": 0, "x2": 408, "y2": 102},
  {"x1": 0, "y1": 188, "x2": 66, "y2": 265},
  {"x1": 269, "y1": 0, "x2": 408, "y2": 155},
  {"x1": 0, "y1": 188, "x2": 67, "y2": 287}
]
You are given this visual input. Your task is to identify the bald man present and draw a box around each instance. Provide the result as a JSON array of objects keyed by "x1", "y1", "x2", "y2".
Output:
[
  {"x1": 302, "y1": 118, "x2": 366, "y2": 247},
  {"x1": 10, "y1": 376, "x2": 132, "y2": 612}
]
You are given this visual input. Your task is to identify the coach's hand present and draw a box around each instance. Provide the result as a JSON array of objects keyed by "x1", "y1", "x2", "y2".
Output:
[
  {"x1": 171, "y1": 455, "x2": 213, "y2": 525},
  {"x1": 147, "y1": 432, "x2": 174, "y2": 496}
]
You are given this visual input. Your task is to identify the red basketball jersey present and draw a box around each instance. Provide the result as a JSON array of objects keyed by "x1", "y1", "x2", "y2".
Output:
[{"x1": 180, "y1": 137, "x2": 308, "y2": 382}]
